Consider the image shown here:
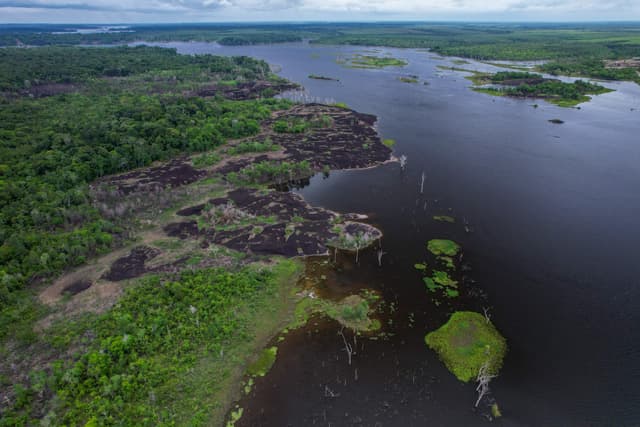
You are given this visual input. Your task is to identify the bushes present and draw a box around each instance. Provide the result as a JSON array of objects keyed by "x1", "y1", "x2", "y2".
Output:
[
  {"x1": 228, "y1": 160, "x2": 313, "y2": 185},
  {"x1": 272, "y1": 118, "x2": 308, "y2": 133},
  {"x1": 1, "y1": 262, "x2": 298, "y2": 425}
]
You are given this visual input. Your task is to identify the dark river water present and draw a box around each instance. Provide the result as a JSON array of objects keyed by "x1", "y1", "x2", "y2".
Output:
[{"x1": 142, "y1": 41, "x2": 640, "y2": 426}]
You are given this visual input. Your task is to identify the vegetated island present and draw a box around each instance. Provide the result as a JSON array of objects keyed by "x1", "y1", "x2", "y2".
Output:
[
  {"x1": 338, "y1": 53, "x2": 408, "y2": 69},
  {"x1": 398, "y1": 75, "x2": 419, "y2": 83},
  {"x1": 441, "y1": 68, "x2": 613, "y2": 107},
  {"x1": 425, "y1": 311, "x2": 507, "y2": 382},
  {"x1": 308, "y1": 74, "x2": 340, "y2": 81},
  {"x1": 0, "y1": 46, "x2": 393, "y2": 426},
  {"x1": 415, "y1": 239, "x2": 462, "y2": 299}
]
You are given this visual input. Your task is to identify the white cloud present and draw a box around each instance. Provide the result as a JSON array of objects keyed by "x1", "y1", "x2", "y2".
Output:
[{"x1": 0, "y1": 0, "x2": 638, "y2": 22}]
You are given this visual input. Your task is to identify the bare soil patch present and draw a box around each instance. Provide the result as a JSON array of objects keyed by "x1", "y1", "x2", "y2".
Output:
[
  {"x1": 192, "y1": 80, "x2": 299, "y2": 100},
  {"x1": 95, "y1": 157, "x2": 206, "y2": 196}
]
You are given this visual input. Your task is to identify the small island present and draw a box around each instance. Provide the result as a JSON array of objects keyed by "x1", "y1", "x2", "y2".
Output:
[
  {"x1": 442, "y1": 68, "x2": 613, "y2": 107},
  {"x1": 308, "y1": 74, "x2": 340, "y2": 81},
  {"x1": 398, "y1": 75, "x2": 419, "y2": 83},
  {"x1": 341, "y1": 54, "x2": 408, "y2": 69},
  {"x1": 425, "y1": 311, "x2": 507, "y2": 382}
]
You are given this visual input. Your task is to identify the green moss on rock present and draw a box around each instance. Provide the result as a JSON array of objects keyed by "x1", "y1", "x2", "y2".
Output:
[{"x1": 425, "y1": 311, "x2": 507, "y2": 382}]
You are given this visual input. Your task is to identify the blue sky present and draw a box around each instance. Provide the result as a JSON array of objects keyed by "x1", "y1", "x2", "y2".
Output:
[{"x1": 0, "y1": 0, "x2": 638, "y2": 23}]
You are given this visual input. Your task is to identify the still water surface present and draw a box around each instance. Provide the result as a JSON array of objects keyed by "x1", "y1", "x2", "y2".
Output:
[{"x1": 143, "y1": 41, "x2": 640, "y2": 426}]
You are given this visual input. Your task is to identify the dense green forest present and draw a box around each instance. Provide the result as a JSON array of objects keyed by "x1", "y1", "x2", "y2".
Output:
[
  {"x1": 0, "y1": 45, "x2": 274, "y2": 91},
  {"x1": 0, "y1": 24, "x2": 308, "y2": 47},
  {"x1": 1, "y1": 261, "x2": 300, "y2": 426}
]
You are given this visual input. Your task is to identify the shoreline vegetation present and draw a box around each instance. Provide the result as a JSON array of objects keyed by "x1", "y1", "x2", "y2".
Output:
[
  {"x1": 440, "y1": 67, "x2": 614, "y2": 107},
  {"x1": 0, "y1": 45, "x2": 393, "y2": 426}
]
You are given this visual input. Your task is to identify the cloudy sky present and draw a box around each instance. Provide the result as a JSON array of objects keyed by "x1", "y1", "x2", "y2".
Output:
[{"x1": 0, "y1": 0, "x2": 638, "y2": 23}]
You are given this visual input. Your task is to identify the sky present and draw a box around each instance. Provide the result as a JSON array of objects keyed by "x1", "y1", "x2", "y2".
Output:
[{"x1": 0, "y1": 0, "x2": 639, "y2": 23}]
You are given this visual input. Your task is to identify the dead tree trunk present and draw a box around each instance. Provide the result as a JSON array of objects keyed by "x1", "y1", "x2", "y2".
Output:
[
  {"x1": 377, "y1": 247, "x2": 386, "y2": 267},
  {"x1": 475, "y1": 361, "x2": 496, "y2": 407},
  {"x1": 483, "y1": 307, "x2": 492, "y2": 324},
  {"x1": 339, "y1": 327, "x2": 354, "y2": 365},
  {"x1": 399, "y1": 154, "x2": 407, "y2": 171}
]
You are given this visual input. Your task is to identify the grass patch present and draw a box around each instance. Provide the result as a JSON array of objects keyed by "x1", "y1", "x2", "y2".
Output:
[
  {"x1": 226, "y1": 407, "x2": 243, "y2": 427},
  {"x1": 331, "y1": 102, "x2": 349, "y2": 109},
  {"x1": 382, "y1": 139, "x2": 396, "y2": 148},
  {"x1": 432, "y1": 270, "x2": 457, "y2": 287},
  {"x1": 291, "y1": 292, "x2": 380, "y2": 332},
  {"x1": 246, "y1": 346, "x2": 277, "y2": 377},
  {"x1": 427, "y1": 239, "x2": 460, "y2": 257},
  {"x1": 423, "y1": 270, "x2": 458, "y2": 298},
  {"x1": 193, "y1": 152, "x2": 222, "y2": 168},
  {"x1": 425, "y1": 311, "x2": 507, "y2": 382}
]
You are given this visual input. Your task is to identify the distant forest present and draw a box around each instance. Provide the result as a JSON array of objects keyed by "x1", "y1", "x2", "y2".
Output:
[{"x1": 2, "y1": 22, "x2": 639, "y2": 83}]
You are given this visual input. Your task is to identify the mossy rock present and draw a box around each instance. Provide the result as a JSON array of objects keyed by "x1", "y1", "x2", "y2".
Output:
[
  {"x1": 425, "y1": 311, "x2": 507, "y2": 382},
  {"x1": 427, "y1": 239, "x2": 460, "y2": 257}
]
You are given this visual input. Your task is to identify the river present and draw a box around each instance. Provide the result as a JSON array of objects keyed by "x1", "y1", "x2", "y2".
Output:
[{"x1": 139, "y1": 41, "x2": 640, "y2": 426}]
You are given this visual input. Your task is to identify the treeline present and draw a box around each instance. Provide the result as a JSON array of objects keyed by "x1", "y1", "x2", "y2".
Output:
[
  {"x1": 0, "y1": 25, "x2": 304, "y2": 48},
  {"x1": 497, "y1": 79, "x2": 611, "y2": 100},
  {"x1": 0, "y1": 45, "x2": 271, "y2": 92},
  {"x1": 0, "y1": 46, "x2": 290, "y2": 325},
  {"x1": 2, "y1": 23, "x2": 639, "y2": 84},
  {"x1": 539, "y1": 59, "x2": 640, "y2": 84},
  {"x1": 490, "y1": 71, "x2": 542, "y2": 82}
]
